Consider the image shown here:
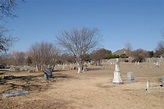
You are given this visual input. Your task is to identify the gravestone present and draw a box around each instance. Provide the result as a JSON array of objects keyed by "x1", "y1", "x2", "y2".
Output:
[
  {"x1": 28, "y1": 70, "x2": 33, "y2": 73},
  {"x1": 127, "y1": 72, "x2": 134, "y2": 82},
  {"x1": 146, "y1": 80, "x2": 150, "y2": 92},
  {"x1": 3, "y1": 90, "x2": 28, "y2": 98},
  {"x1": 161, "y1": 75, "x2": 164, "y2": 87},
  {"x1": 62, "y1": 64, "x2": 65, "y2": 70},
  {"x1": 155, "y1": 62, "x2": 160, "y2": 68},
  {"x1": 35, "y1": 65, "x2": 39, "y2": 72},
  {"x1": 43, "y1": 68, "x2": 53, "y2": 79},
  {"x1": 137, "y1": 62, "x2": 140, "y2": 65},
  {"x1": 9, "y1": 65, "x2": 15, "y2": 71},
  {"x1": 112, "y1": 58, "x2": 123, "y2": 84},
  {"x1": 82, "y1": 64, "x2": 87, "y2": 72}
]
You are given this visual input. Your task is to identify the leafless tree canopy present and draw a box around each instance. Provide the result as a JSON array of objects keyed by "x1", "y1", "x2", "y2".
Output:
[
  {"x1": 0, "y1": 27, "x2": 17, "y2": 52},
  {"x1": 0, "y1": 0, "x2": 23, "y2": 52},
  {"x1": 56, "y1": 27, "x2": 101, "y2": 59},
  {"x1": 155, "y1": 41, "x2": 164, "y2": 57},
  {"x1": 125, "y1": 42, "x2": 133, "y2": 57},
  {"x1": 56, "y1": 27, "x2": 101, "y2": 73},
  {"x1": 0, "y1": 0, "x2": 22, "y2": 19},
  {"x1": 11, "y1": 51, "x2": 25, "y2": 65},
  {"x1": 132, "y1": 49, "x2": 148, "y2": 60},
  {"x1": 29, "y1": 41, "x2": 59, "y2": 70}
]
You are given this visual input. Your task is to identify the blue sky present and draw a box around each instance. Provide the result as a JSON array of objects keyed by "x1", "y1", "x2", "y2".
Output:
[{"x1": 2, "y1": 0, "x2": 164, "y2": 52}]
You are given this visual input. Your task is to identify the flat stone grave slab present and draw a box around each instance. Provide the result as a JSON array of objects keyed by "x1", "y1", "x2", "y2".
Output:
[{"x1": 3, "y1": 90, "x2": 28, "y2": 98}]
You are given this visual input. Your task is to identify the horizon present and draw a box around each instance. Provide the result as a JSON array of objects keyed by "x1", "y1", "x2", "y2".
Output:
[{"x1": 1, "y1": 0, "x2": 164, "y2": 53}]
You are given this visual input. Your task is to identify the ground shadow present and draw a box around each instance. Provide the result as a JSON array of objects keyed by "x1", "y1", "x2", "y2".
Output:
[{"x1": 0, "y1": 75, "x2": 52, "y2": 94}]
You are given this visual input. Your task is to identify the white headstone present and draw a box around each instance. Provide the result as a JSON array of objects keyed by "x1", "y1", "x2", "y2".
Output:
[
  {"x1": 82, "y1": 64, "x2": 87, "y2": 72},
  {"x1": 35, "y1": 65, "x2": 39, "y2": 72},
  {"x1": 113, "y1": 58, "x2": 123, "y2": 84},
  {"x1": 155, "y1": 62, "x2": 160, "y2": 68},
  {"x1": 146, "y1": 80, "x2": 150, "y2": 92},
  {"x1": 161, "y1": 75, "x2": 164, "y2": 87},
  {"x1": 62, "y1": 64, "x2": 65, "y2": 70},
  {"x1": 137, "y1": 62, "x2": 140, "y2": 65}
]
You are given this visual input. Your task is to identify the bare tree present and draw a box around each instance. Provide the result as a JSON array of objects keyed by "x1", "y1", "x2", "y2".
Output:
[
  {"x1": 0, "y1": 27, "x2": 17, "y2": 52},
  {"x1": 125, "y1": 42, "x2": 133, "y2": 57},
  {"x1": 0, "y1": 0, "x2": 24, "y2": 19},
  {"x1": 91, "y1": 48, "x2": 111, "y2": 66},
  {"x1": 56, "y1": 27, "x2": 101, "y2": 73},
  {"x1": 11, "y1": 51, "x2": 25, "y2": 65},
  {"x1": 0, "y1": 0, "x2": 23, "y2": 52},
  {"x1": 132, "y1": 49, "x2": 148, "y2": 61},
  {"x1": 29, "y1": 41, "x2": 59, "y2": 71},
  {"x1": 0, "y1": 53, "x2": 10, "y2": 64},
  {"x1": 59, "y1": 53, "x2": 76, "y2": 64},
  {"x1": 154, "y1": 41, "x2": 164, "y2": 57}
]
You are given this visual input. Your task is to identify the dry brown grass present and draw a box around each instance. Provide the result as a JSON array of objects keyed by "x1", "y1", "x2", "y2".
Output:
[{"x1": 0, "y1": 62, "x2": 164, "y2": 109}]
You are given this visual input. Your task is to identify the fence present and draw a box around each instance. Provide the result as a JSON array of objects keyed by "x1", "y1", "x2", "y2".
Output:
[{"x1": 101, "y1": 58, "x2": 164, "y2": 63}]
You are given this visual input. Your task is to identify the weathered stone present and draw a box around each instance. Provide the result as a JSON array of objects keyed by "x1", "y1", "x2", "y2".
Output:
[
  {"x1": 3, "y1": 90, "x2": 28, "y2": 98},
  {"x1": 161, "y1": 75, "x2": 164, "y2": 87},
  {"x1": 9, "y1": 65, "x2": 15, "y2": 71},
  {"x1": 146, "y1": 80, "x2": 150, "y2": 92},
  {"x1": 127, "y1": 72, "x2": 134, "y2": 82},
  {"x1": 35, "y1": 65, "x2": 39, "y2": 72},
  {"x1": 43, "y1": 68, "x2": 53, "y2": 79},
  {"x1": 82, "y1": 64, "x2": 87, "y2": 72},
  {"x1": 113, "y1": 58, "x2": 123, "y2": 84},
  {"x1": 28, "y1": 70, "x2": 33, "y2": 73}
]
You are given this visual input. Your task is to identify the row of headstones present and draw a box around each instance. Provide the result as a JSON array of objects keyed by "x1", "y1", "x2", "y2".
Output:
[
  {"x1": 44, "y1": 65, "x2": 88, "y2": 79},
  {"x1": 123, "y1": 72, "x2": 164, "y2": 89},
  {"x1": 113, "y1": 58, "x2": 164, "y2": 87},
  {"x1": 9, "y1": 65, "x2": 37, "y2": 72}
]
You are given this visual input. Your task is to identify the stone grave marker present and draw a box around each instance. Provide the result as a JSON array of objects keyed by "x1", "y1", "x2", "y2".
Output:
[
  {"x1": 9, "y1": 65, "x2": 15, "y2": 71},
  {"x1": 82, "y1": 64, "x2": 87, "y2": 72},
  {"x1": 43, "y1": 68, "x2": 53, "y2": 79},
  {"x1": 3, "y1": 90, "x2": 28, "y2": 98},
  {"x1": 127, "y1": 72, "x2": 134, "y2": 83},
  {"x1": 28, "y1": 69, "x2": 33, "y2": 73},
  {"x1": 35, "y1": 65, "x2": 39, "y2": 72},
  {"x1": 112, "y1": 58, "x2": 123, "y2": 84},
  {"x1": 160, "y1": 75, "x2": 164, "y2": 87},
  {"x1": 137, "y1": 62, "x2": 140, "y2": 65},
  {"x1": 146, "y1": 80, "x2": 150, "y2": 92}
]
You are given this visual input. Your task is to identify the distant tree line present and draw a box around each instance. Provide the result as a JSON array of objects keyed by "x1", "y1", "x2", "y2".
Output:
[{"x1": 0, "y1": 40, "x2": 163, "y2": 68}]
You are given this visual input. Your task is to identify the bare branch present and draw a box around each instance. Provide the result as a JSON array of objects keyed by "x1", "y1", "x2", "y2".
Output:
[
  {"x1": 56, "y1": 27, "x2": 101, "y2": 58},
  {"x1": 29, "y1": 41, "x2": 59, "y2": 71},
  {"x1": 56, "y1": 27, "x2": 102, "y2": 73},
  {"x1": 0, "y1": 26, "x2": 18, "y2": 52}
]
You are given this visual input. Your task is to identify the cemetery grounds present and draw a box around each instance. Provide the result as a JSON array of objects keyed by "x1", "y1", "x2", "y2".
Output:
[{"x1": 0, "y1": 62, "x2": 164, "y2": 109}]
